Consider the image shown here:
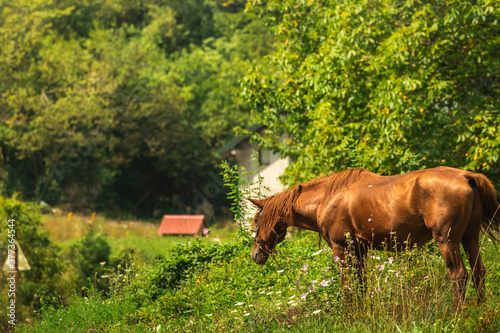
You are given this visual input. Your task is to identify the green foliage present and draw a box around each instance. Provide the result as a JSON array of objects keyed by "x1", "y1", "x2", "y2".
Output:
[
  {"x1": 0, "y1": 0, "x2": 272, "y2": 216},
  {"x1": 68, "y1": 231, "x2": 111, "y2": 291},
  {"x1": 221, "y1": 154, "x2": 268, "y2": 243},
  {"x1": 144, "y1": 238, "x2": 244, "y2": 299},
  {"x1": 221, "y1": 161, "x2": 244, "y2": 218},
  {"x1": 243, "y1": 0, "x2": 500, "y2": 186},
  {"x1": 0, "y1": 196, "x2": 62, "y2": 326}
]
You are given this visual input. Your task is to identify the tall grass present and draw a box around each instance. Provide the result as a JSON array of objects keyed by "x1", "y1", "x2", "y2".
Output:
[
  {"x1": 154, "y1": 231, "x2": 499, "y2": 333},
  {"x1": 18, "y1": 229, "x2": 500, "y2": 332}
]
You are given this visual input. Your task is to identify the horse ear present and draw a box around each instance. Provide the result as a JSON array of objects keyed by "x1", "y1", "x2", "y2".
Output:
[{"x1": 248, "y1": 198, "x2": 264, "y2": 208}]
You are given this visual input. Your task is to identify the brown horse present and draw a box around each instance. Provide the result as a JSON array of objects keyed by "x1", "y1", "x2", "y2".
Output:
[{"x1": 249, "y1": 167, "x2": 500, "y2": 302}]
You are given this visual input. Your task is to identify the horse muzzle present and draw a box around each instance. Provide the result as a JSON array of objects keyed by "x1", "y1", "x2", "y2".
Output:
[{"x1": 251, "y1": 245, "x2": 269, "y2": 265}]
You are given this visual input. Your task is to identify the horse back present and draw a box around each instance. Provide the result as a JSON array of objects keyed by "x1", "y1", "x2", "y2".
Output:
[{"x1": 338, "y1": 167, "x2": 476, "y2": 247}]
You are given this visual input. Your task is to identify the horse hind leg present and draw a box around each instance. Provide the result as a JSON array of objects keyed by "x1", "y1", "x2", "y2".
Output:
[
  {"x1": 461, "y1": 197, "x2": 486, "y2": 303},
  {"x1": 461, "y1": 238, "x2": 485, "y2": 303},
  {"x1": 353, "y1": 241, "x2": 368, "y2": 290},
  {"x1": 435, "y1": 240, "x2": 468, "y2": 303},
  {"x1": 428, "y1": 186, "x2": 474, "y2": 304}
]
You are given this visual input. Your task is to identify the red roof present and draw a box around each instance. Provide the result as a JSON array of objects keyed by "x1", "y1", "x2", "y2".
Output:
[{"x1": 157, "y1": 215, "x2": 206, "y2": 235}]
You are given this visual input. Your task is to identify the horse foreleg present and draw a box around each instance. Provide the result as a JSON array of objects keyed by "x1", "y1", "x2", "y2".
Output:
[
  {"x1": 331, "y1": 241, "x2": 367, "y2": 294},
  {"x1": 353, "y1": 241, "x2": 367, "y2": 291},
  {"x1": 330, "y1": 243, "x2": 348, "y2": 287}
]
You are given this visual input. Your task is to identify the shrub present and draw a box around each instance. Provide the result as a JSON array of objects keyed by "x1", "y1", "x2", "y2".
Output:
[
  {"x1": 66, "y1": 230, "x2": 111, "y2": 292},
  {"x1": 0, "y1": 196, "x2": 64, "y2": 327},
  {"x1": 144, "y1": 238, "x2": 244, "y2": 299}
]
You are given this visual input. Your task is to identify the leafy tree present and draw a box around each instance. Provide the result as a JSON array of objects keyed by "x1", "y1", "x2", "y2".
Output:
[
  {"x1": 243, "y1": 0, "x2": 500, "y2": 186},
  {"x1": 0, "y1": 0, "x2": 272, "y2": 215}
]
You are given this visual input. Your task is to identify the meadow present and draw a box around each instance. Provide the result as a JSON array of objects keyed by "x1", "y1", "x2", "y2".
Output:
[
  {"x1": 17, "y1": 225, "x2": 500, "y2": 332},
  {"x1": 40, "y1": 212, "x2": 235, "y2": 259},
  {"x1": 9, "y1": 162, "x2": 500, "y2": 332}
]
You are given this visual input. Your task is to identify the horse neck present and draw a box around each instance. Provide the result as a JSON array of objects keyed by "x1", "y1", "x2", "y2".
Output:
[{"x1": 287, "y1": 181, "x2": 324, "y2": 231}]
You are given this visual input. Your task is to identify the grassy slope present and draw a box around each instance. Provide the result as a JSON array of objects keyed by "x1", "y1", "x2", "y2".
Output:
[{"x1": 18, "y1": 228, "x2": 500, "y2": 333}]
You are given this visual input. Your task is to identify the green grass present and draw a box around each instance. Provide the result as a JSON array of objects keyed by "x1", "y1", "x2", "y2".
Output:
[
  {"x1": 18, "y1": 230, "x2": 500, "y2": 332},
  {"x1": 21, "y1": 287, "x2": 138, "y2": 333},
  {"x1": 108, "y1": 227, "x2": 234, "y2": 259},
  {"x1": 107, "y1": 235, "x2": 187, "y2": 259},
  {"x1": 41, "y1": 212, "x2": 160, "y2": 242},
  {"x1": 41, "y1": 212, "x2": 235, "y2": 259}
]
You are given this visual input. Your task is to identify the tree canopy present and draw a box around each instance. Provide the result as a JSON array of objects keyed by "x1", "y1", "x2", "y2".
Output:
[
  {"x1": 0, "y1": 0, "x2": 272, "y2": 216},
  {"x1": 1, "y1": 0, "x2": 499, "y2": 215},
  {"x1": 243, "y1": 0, "x2": 500, "y2": 186}
]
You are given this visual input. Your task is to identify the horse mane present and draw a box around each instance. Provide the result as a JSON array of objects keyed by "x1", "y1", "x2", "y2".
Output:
[
  {"x1": 323, "y1": 168, "x2": 366, "y2": 201},
  {"x1": 255, "y1": 168, "x2": 366, "y2": 234},
  {"x1": 256, "y1": 184, "x2": 302, "y2": 233}
]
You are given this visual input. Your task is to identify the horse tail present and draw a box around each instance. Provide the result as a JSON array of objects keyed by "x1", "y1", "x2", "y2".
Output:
[{"x1": 466, "y1": 173, "x2": 500, "y2": 241}]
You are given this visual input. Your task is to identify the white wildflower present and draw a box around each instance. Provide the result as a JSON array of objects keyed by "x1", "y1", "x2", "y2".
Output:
[{"x1": 312, "y1": 249, "x2": 323, "y2": 256}]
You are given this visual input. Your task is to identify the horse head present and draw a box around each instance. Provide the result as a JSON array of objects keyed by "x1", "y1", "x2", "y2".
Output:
[{"x1": 248, "y1": 198, "x2": 288, "y2": 265}]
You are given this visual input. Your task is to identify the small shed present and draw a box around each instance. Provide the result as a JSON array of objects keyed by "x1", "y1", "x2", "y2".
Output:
[
  {"x1": 216, "y1": 124, "x2": 291, "y2": 196},
  {"x1": 157, "y1": 215, "x2": 207, "y2": 236}
]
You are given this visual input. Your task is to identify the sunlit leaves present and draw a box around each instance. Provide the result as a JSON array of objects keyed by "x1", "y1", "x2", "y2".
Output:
[{"x1": 243, "y1": 0, "x2": 500, "y2": 185}]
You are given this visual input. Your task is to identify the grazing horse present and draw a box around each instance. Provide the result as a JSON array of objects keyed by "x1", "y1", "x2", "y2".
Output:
[{"x1": 249, "y1": 167, "x2": 500, "y2": 302}]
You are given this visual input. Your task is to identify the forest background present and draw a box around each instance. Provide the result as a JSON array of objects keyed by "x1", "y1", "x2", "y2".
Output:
[
  {"x1": 0, "y1": 0, "x2": 272, "y2": 220},
  {"x1": 1, "y1": 0, "x2": 499, "y2": 219}
]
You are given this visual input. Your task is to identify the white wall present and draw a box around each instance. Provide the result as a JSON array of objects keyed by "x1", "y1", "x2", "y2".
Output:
[{"x1": 233, "y1": 141, "x2": 290, "y2": 197}]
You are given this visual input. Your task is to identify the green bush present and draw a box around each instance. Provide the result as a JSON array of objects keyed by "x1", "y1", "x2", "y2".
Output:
[
  {"x1": 144, "y1": 238, "x2": 245, "y2": 299},
  {"x1": 64, "y1": 230, "x2": 112, "y2": 293},
  {"x1": 0, "y1": 196, "x2": 63, "y2": 327}
]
